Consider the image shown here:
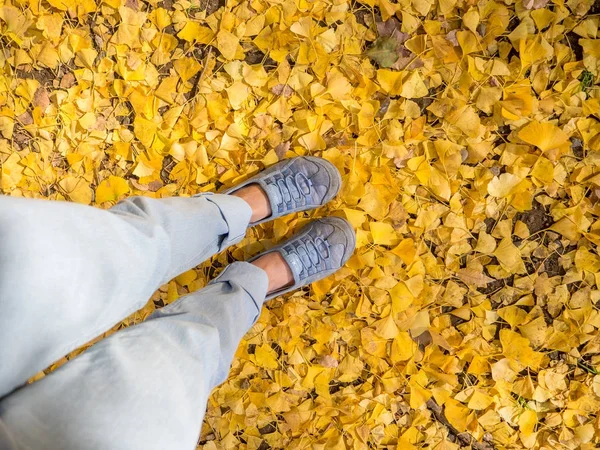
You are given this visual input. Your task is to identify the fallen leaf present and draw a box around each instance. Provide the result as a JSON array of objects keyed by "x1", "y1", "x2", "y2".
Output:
[
  {"x1": 271, "y1": 84, "x2": 294, "y2": 98},
  {"x1": 33, "y1": 87, "x2": 50, "y2": 111},
  {"x1": 456, "y1": 268, "x2": 494, "y2": 287},
  {"x1": 95, "y1": 176, "x2": 130, "y2": 203},
  {"x1": 366, "y1": 37, "x2": 401, "y2": 68}
]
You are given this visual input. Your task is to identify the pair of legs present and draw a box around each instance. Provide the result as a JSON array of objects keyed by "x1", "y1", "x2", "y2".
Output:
[
  {"x1": 0, "y1": 192, "x2": 272, "y2": 449},
  {"x1": 0, "y1": 157, "x2": 354, "y2": 450}
]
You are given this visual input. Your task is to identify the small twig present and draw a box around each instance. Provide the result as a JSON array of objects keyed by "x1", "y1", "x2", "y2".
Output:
[
  {"x1": 426, "y1": 399, "x2": 495, "y2": 450},
  {"x1": 197, "y1": 47, "x2": 213, "y2": 83},
  {"x1": 577, "y1": 360, "x2": 598, "y2": 375},
  {"x1": 86, "y1": 16, "x2": 104, "y2": 65},
  {"x1": 189, "y1": 47, "x2": 214, "y2": 104}
]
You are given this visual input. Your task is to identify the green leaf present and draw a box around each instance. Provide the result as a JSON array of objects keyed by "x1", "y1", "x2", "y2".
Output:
[{"x1": 365, "y1": 37, "x2": 399, "y2": 68}]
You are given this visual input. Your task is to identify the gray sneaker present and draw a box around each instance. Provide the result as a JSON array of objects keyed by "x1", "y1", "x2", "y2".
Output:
[
  {"x1": 252, "y1": 217, "x2": 356, "y2": 300},
  {"x1": 224, "y1": 156, "x2": 342, "y2": 225}
]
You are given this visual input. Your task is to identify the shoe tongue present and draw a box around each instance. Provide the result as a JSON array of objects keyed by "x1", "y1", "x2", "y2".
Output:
[
  {"x1": 262, "y1": 181, "x2": 283, "y2": 211},
  {"x1": 281, "y1": 251, "x2": 303, "y2": 284}
]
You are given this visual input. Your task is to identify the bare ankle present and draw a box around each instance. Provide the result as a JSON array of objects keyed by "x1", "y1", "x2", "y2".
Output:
[
  {"x1": 251, "y1": 251, "x2": 294, "y2": 293},
  {"x1": 231, "y1": 184, "x2": 272, "y2": 222}
]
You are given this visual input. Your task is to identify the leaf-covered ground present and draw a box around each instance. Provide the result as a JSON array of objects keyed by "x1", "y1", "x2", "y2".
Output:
[{"x1": 3, "y1": 0, "x2": 600, "y2": 448}]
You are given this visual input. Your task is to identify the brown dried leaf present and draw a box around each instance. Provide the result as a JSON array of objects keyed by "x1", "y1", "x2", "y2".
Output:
[
  {"x1": 33, "y1": 87, "x2": 50, "y2": 111},
  {"x1": 17, "y1": 112, "x2": 33, "y2": 126},
  {"x1": 60, "y1": 73, "x2": 75, "y2": 89},
  {"x1": 274, "y1": 141, "x2": 290, "y2": 160},
  {"x1": 456, "y1": 268, "x2": 494, "y2": 287},
  {"x1": 271, "y1": 84, "x2": 294, "y2": 98},
  {"x1": 522, "y1": 0, "x2": 550, "y2": 9}
]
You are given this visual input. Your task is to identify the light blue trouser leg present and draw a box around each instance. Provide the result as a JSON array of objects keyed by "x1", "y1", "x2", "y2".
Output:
[
  {"x1": 0, "y1": 262, "x2": 268, "y2": 450},
  {"x1": 0, "y1": 193, "x2": 268, "y2": 448},
  {"x1": 0, "y1": 193, "x2": 252, "y2": 397}
]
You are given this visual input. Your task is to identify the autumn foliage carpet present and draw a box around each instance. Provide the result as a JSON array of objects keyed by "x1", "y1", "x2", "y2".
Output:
[{"x1": 1, "y1": 0, "x2": 600, "y2": 448}]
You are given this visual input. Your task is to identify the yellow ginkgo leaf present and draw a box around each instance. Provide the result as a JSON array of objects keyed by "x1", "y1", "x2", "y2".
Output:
[
  {"x1": 377, "y1": 69, "x2": 403, "y2": 96},
  {"x1": 177, "y1": 22, "x2": 214, "y2": 44},
  {"x1": 444, "y1": 399, "x2": 470, "y2": 432},
  {"x1": 343, "y1": 208, "x2": 367, "y2": 228},
  {"x1": 174, "y1": 57, "x2": 201, "y2": 83},
  {"x1": 409, "y1": 372, "x2": 431, "y2": 409},
  {"x1": 467, "y1": 390, "x2": 493, "y2": 410},
  {"x1": 337, "y1": 354, "x2": 364, "y2": 382},
  {"x1": 400, "y1": 71, "x2": 428, "y2": 98},
  {"x1": 518, "y1": 409, "x2": 537, "y2": 435},
  {"x1": 391, "y1": 332, "x2": 417, "y2": 362},
  {"x1": 370, "y1": 222, "x2": 399, "y2": 246},
  {"x1": 373, "y1": 314, "x2": 398, "y2": 339},
  {"x1": 254, "y1": 344, "x2": 279, "y2": 369},
  {"x1": 474, "y1": 231, "x2": 497, "y2": 253},
  {"x1": 518, "y1": 120, "x2": 569, "y2": 152},
  {"x1": 487, "y1": 173, "x2": 523, "y2": 198},
  {"x1": 290, "y1": 16, "x2": 312, "y2": 38},
  {"x1": 531, "y1": 157, "x2": 554, "y2": 184},
  {"x1": 494, "y1": 238, "x2": 526, "y2": 274},
  {"x1": 216, "y1": 30, "x2": 240, "y2": 60},
  {"x1": 500, "y1": 329, "x2": 544, "y2": 369},
  {"x1": 96, "y1": 176, "x2": 130, "y2": 203},
  {"x1": 462, "y1": 8, "x2": 479, "y2": 34},
  {"x1": 498, "y1": 305, "x2": 528, "y2": 328},
  {"x1": 226, "y1": 81, "x2": 251, "y2": 110},
  {"x1": 0, "y1": 152, "x2": 22, "y2": 190},
  {"x1": 59, "y1": 176, "x2": 92, "y2": 205}
]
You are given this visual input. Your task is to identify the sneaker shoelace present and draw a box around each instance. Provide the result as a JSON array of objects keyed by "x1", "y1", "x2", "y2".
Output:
[
  {"x1": 284, "y1": 235, "x2": 331, "y2": 279},
  {"x1": 266, "y1": 172, "x2": 313, "y2": 210}
]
